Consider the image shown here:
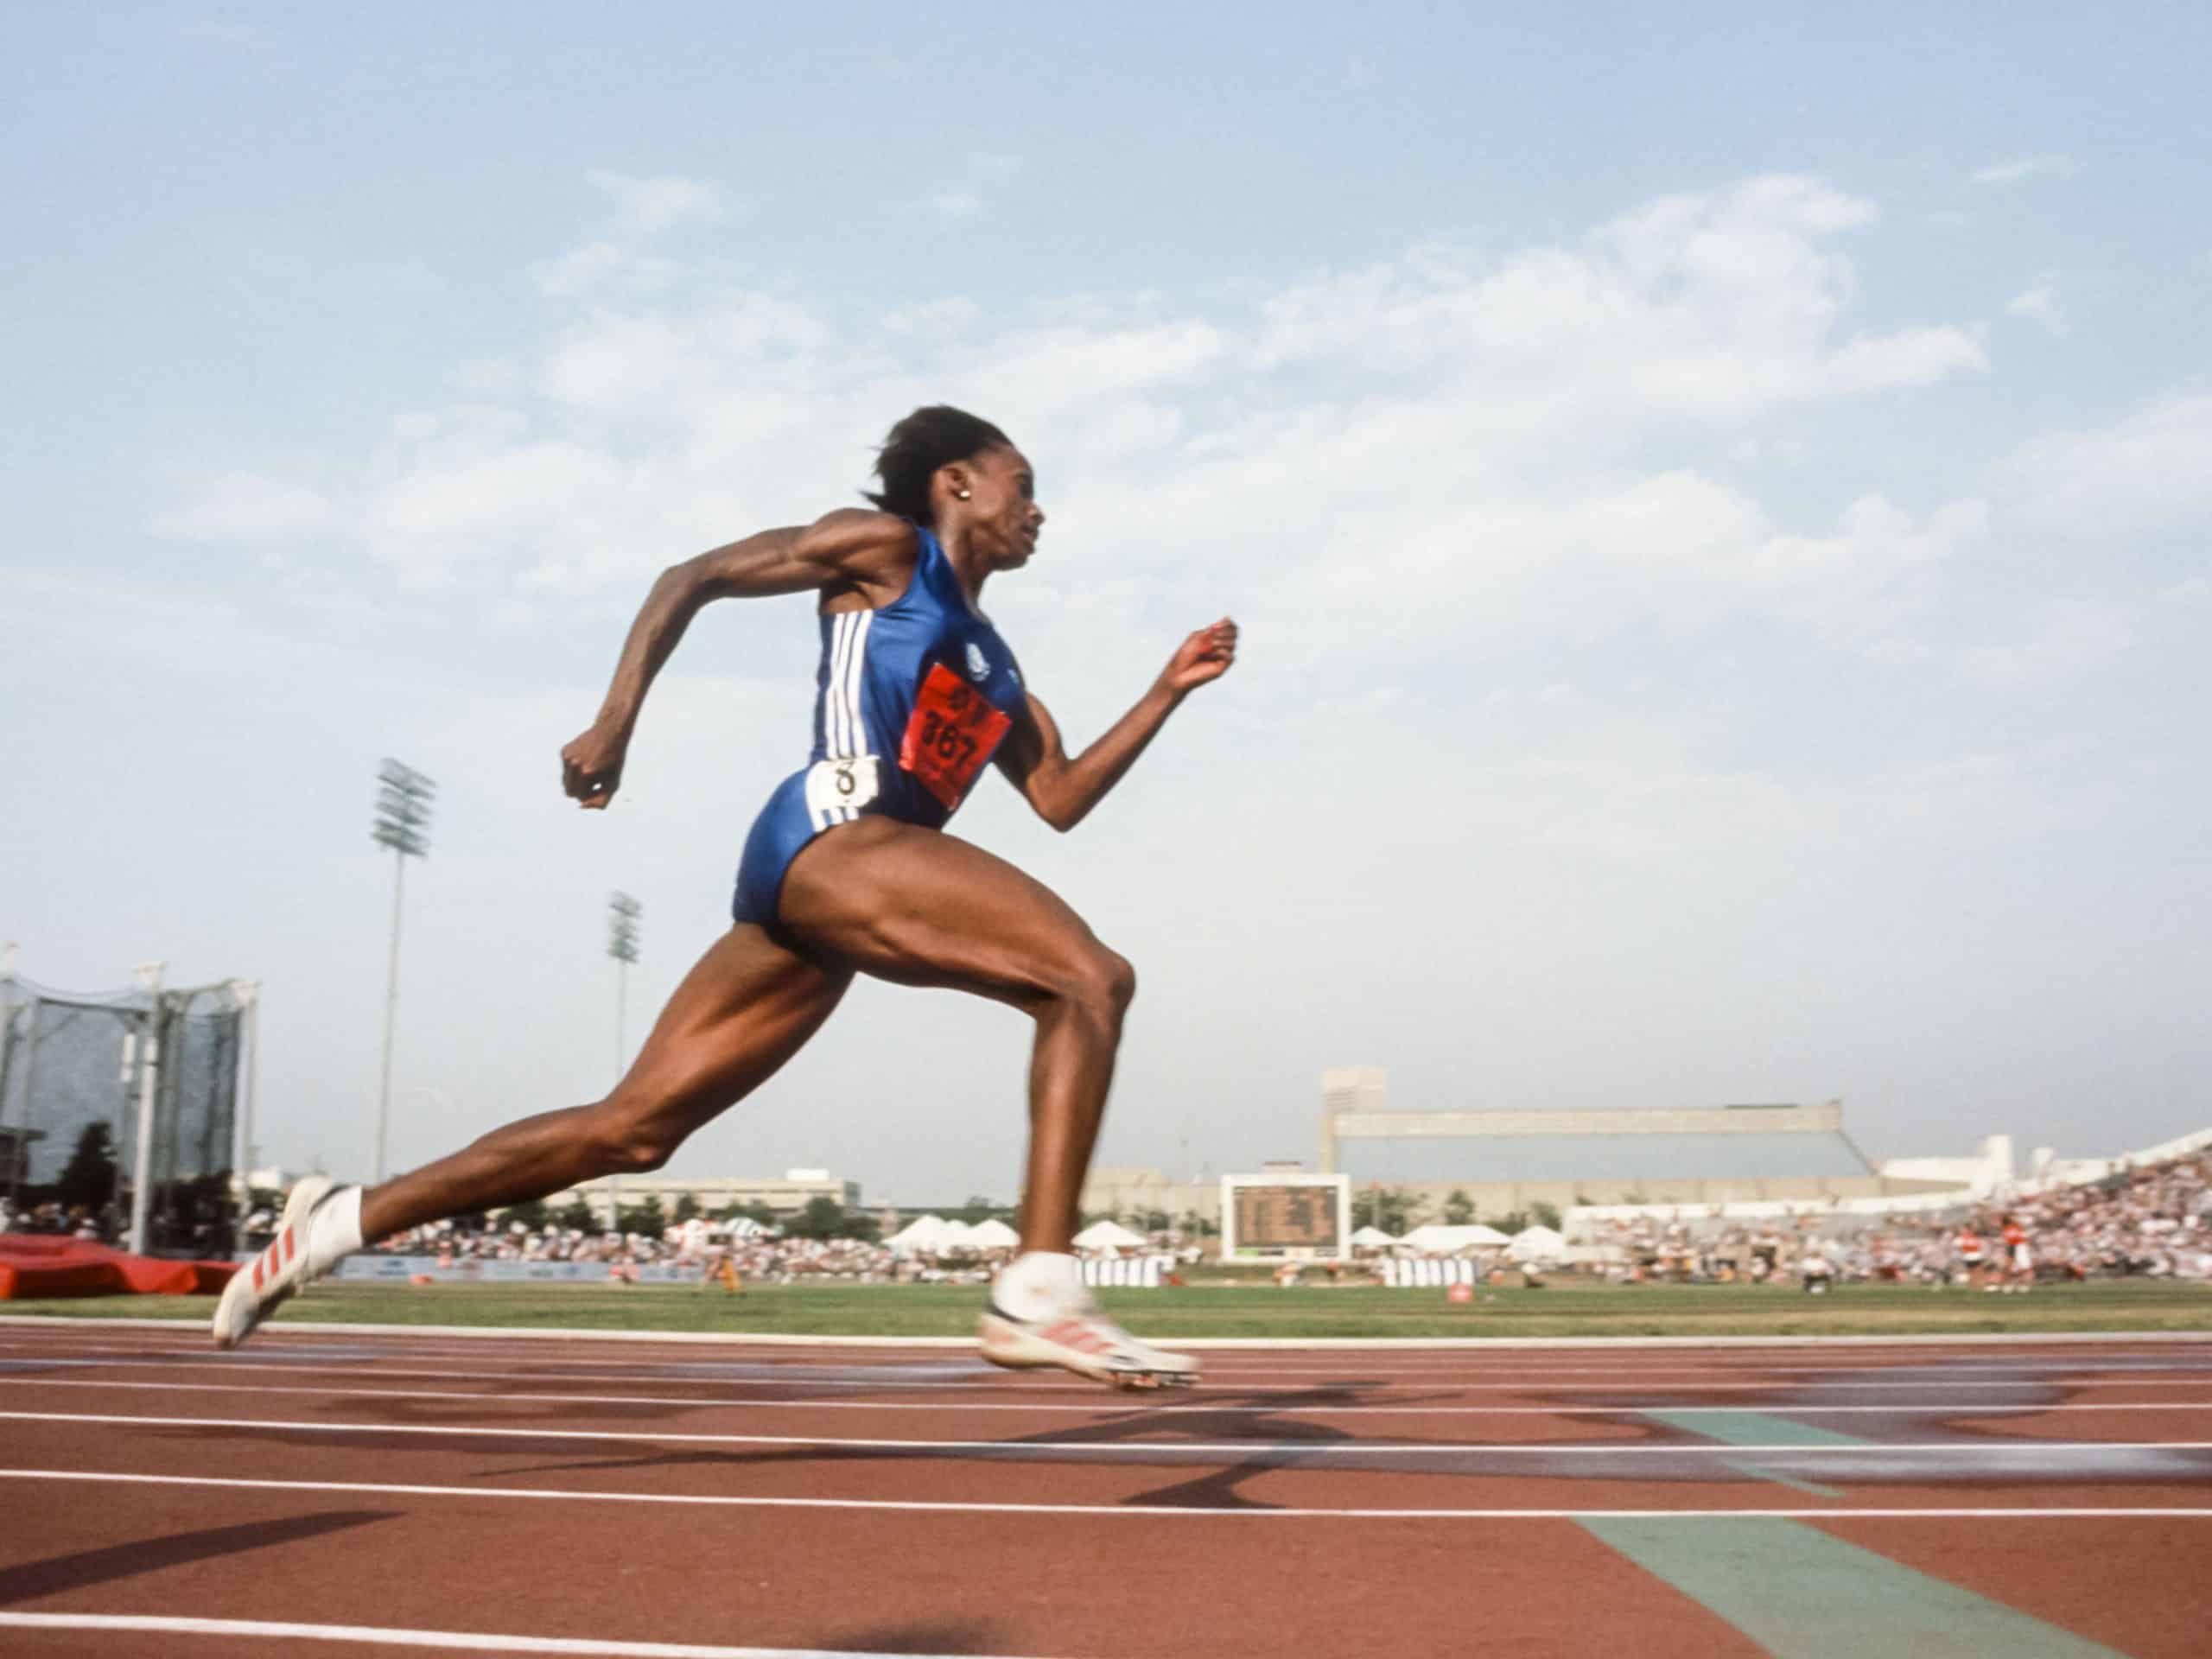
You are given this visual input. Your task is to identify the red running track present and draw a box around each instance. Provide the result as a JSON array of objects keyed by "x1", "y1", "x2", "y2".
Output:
[{"x1": 0, "y1": 1321, "x2": 2209, "y2": 1656}]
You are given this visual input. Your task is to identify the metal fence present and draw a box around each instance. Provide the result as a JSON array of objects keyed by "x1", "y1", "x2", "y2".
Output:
[{"x1": 0, "y1": 972, "x2": 249, "y2": 1256}]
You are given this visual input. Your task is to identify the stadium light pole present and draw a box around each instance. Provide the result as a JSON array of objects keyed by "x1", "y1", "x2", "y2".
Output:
[
  {"x1": 371, "y1": 760, "x2": 435, "y2": 1185},
  {"x1": 605, "y1": 892, "x2": 642, "y2": 1234}
]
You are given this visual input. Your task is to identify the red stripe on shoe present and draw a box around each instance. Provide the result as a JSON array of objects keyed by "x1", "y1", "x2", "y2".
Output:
[
  {"x1": 1041, "y1": 1321, "x2": 1116, "y2": 1357},
  {"x1": 280, "y1": 1228, "x2": 296, "y2": 1265}
]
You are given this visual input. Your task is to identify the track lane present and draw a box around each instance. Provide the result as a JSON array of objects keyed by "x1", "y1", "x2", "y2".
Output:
[
  {"x1": 0, "y1": 1477, "x2": 1769, "y2": 1658},
  {"x1": 4, "y1": 1324, "x2": 2212, "y2": 1656}
]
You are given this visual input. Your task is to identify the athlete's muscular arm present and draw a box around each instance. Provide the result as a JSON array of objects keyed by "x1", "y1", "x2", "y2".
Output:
[
  {"x1": 997, "y1": 620, "x2": 1238, "y2": 832},
  {"x1": 560, "y1": 510, "x2": 912, "y2": 809}
]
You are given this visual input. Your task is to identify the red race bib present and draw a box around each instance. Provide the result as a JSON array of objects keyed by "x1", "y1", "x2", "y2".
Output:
[{"x1": 899, "y1": 662, "x2": 1012, "y2": 810}]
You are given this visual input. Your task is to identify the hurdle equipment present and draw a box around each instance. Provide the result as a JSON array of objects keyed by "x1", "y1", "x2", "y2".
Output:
[
  {"x1": 1381, "y1": 1257, "x2": 1482, "y2": 1287},
  {"x1": 1079, "y1": 1255, "x2": 1170, "y2": 1287}
]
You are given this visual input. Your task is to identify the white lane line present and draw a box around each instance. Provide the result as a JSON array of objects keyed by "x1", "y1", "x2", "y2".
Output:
[
  {"x1": 7, "y1": 1353, "x2": 2208, "y2": 1395},
  {"x1": 0, "y1": 1611, "x2": 1042, "y2": 1658},
  {"x1": 16, "y1": 1352, "x2": 2212, "y2": 1388},
  {"x1": 7, "y1": 1334, "x2": 2208, "y2": 1377},
  {"x1": 8, "y1": 1316, "x2": 2207, "y2": 1351},
  {"x1": 8, "y1": 1408, "x2": 2209, "y2": 1458},
  {"x1": 5, "y1": 1467, "x2": 2209, "y2": 1520},
  {"x1": 9, "y1": 1374, "x2": 2212, "y2": 1419}
]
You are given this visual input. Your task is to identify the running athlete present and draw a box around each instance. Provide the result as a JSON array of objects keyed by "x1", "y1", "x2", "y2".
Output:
[{"x1": 216, "y1": 406, "x2": 1237, "y2": 1388}]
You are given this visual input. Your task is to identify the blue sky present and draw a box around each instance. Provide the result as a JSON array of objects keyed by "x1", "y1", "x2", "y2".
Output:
[{"x1": 4, "y1": 4, "x2": 2208, "y2": 1202}]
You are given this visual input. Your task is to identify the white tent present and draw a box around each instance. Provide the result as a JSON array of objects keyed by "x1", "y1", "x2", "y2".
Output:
[
  {"x1": 1400, "y1": 1224, "x2": 1513, "y2": 1255},
  {"x1": 1507, "y1": 1224, "x2": 1567, "y2": 1262},
  {"x1": 887, "y1": 1214, "x2": 952, "y2": 1256},
  {"x1": 964, "y1": 1217, "x2": 1020, "y2": 1249},
  {"x1": 1350, "y1": 1225, "x2": 1399, "y2": 1249},
  {"x1": 1072, "y1": 1218, "x2": 1147, "y2": 1254}
]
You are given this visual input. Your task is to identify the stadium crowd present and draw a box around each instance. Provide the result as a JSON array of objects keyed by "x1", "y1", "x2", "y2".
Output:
[{"x1": 1580, "y1": 1146, "x2": 2212, "y2": 1287}]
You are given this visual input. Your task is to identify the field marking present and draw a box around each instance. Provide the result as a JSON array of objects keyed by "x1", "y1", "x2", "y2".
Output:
[
  {"x1": 0, "y1": 1612, "x2": 1040, "y2": 1658},
  {"x1": 10, "y1": 1373, "x2": 2212, "y2": 1419},
  {"x1": 5, "y1": 1314, "x2": 2207, "y2": 1351},
  {"x1": 8, "y1": 1351, "x2": 2211, "y2": 1397},
  {"x1": 6, "y1": 1466, "x2": 2209, "y2": 1520},
  {"x1": 10, "y1": 1407, "x2": 2212, "y2": 1459}
]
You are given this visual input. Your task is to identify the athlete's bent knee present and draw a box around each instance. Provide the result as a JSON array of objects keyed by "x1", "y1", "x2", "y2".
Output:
[
  {"x1": 1060, "y1": 946, "x2": 1136, "y2": 1025},
  {"x1": 1103, "y1": 949, "x2": 1137, "y2": 1012}
]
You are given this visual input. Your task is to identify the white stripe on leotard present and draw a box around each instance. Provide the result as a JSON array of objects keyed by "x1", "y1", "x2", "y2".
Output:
[{"x1": 813, "y1": 611, "x2": 874, "y2": 829}]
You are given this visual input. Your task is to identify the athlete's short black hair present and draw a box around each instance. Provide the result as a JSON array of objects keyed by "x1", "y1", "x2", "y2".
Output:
[{"x1": 866, "y1": 405, "x2": 1010, "y2": 524}]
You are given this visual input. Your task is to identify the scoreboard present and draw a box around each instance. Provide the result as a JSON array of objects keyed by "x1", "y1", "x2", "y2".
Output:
[{"x1": 1219, "y1": 1173, "x2": 1351, "y2": 1262}]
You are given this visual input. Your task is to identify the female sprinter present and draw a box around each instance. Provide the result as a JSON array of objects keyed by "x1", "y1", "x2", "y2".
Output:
[{"x1": 215, "y1": 406, "x2": 1237, "y2": 1389}]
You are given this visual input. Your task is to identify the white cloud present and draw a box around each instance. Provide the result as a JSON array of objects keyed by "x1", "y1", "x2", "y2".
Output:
[
  {"x1": 1957, "y1": 600, "x2": 2132, "y2": 688},
  {"x1": 531, "y1": 240, "x2": 677, "y2": 299},
  {"x1": 1973, "y1": 156, "x2": 2081, "y2": 188},
  {"x1": 585, "y1": 169, "x2": 721, "y2": 234},
  {"x1": 2005, "y1": 284, "x2": 2068, "y2": 335},
  {"x1": 931, "y1": 191, "x2": 983, "y2": 221},
  {"x1": 152, "y1": 471, "x2": 334, "y2": 543},
  {"x1": 149, "y1": 171, "x2": 1989, "y2": 666},
  {"x1": 1998, "y1": 394, "x2": 2212, "y2": 535},
  {"x1": 1250, "y1": 175, "x2": 1980, "y2": 423},
  {"x1": 882, "y1": 297, "x2": 982, "y2": 338}
]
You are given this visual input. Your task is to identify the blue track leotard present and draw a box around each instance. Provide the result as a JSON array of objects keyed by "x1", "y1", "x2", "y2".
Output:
[{"x1": 732, "y1": 525, "x2": 1027, "y2": 927}]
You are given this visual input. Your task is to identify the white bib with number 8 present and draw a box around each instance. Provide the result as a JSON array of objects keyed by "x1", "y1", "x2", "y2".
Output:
[{"x1": 805, "y1": 753, "x2": 880, "y2": 821}]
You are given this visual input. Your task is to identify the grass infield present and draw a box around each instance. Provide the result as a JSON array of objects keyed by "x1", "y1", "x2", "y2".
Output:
[{"x1": 3, "y1": 1277, "x2": 2209, "y2": 1339}]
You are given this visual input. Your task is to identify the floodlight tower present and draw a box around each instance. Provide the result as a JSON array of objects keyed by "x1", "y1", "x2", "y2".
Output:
[
  {"x1": 371, "y1": 759, "x2": 435, "y2": 1184},
  {"x1": 605, "y1": 892, "x2": 642, "y2": 1233}
]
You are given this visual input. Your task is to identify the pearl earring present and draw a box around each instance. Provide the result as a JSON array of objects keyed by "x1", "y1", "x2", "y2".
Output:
[{"x1": 954, "y1": 488, "x2": 971, "y2": 500}]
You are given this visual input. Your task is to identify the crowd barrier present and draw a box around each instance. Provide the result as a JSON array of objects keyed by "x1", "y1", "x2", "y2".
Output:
[
  {"x1": 1380, "y1": 1257, "x2": 1481, "y2": 1287},
  {"x1": 337, "y1": 1254, "x2": 1178, "y2": 1287},
  {"x1": 1080, "y1": 1255, "x2": 1170, "y2": 1287},
  {"x1": 334, "y1": 1255, "x2": 699, "y2": 1285}
]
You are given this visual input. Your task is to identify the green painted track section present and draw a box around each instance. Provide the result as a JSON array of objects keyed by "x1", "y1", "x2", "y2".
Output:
[
  {"x1": 1599, "y1": 1410, "x2": 2120, "y2": 1653},
  {"x1": 1583, "y1": 1516, "x2": 2126, "y2": 1657},
  {"x1": 1641, "y1": 1408, "x2": 1859, "y2": 1498}
]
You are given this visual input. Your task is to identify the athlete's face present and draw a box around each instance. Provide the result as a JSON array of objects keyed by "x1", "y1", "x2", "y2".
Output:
[{"x1": 957, "y1": 444, "x2": 1045, "y2": 569}]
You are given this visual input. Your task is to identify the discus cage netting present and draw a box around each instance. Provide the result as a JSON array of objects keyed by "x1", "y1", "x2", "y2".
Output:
[{"x1": 0, "y1": 973, "x2": 246, "y2": 1255}]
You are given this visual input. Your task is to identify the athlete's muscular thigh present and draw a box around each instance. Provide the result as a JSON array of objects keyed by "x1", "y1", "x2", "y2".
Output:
[
  {"x1": 779, "y1": 817, "x2": 1109, "y2": 1008},
  {"x1": 614, "y1": 923, "x2": 851, "y2": 1139}
]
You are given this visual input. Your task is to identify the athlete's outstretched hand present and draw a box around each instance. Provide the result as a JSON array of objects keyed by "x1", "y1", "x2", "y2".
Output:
[
  {"x1": 1160, "y1": 618, "x2": 1238, "y2": 695},
  {"x1": 561, "y1": 723, "x2": 629, "y2": 810}
]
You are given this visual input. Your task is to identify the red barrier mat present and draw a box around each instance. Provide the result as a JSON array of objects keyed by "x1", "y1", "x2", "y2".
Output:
[{"x1": 0, "y1": 1233, "x2": 238, "y2": 1299}]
